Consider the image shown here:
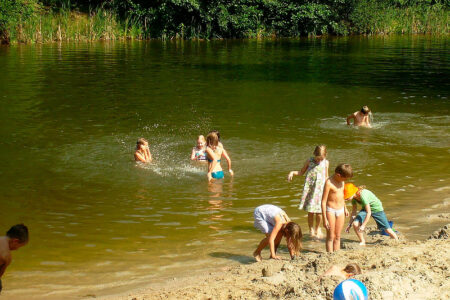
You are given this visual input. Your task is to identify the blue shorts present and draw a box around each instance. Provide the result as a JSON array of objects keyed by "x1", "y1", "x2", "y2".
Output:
[
  {"x1": 211, "y1": 170, "x2": 224, "y2": 179},
  {"x1": 355, "y1": 210, "x2": 390, "y2": 230}
]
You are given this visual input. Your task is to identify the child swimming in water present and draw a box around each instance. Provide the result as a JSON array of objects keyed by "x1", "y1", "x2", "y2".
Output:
[
  {"x1": 346, "y1": 106, "x2": 372, "y2": 128},
  {"x1": 134, "y1": 138, "x2": 152, "y2": 163},
  {"x1": 208, "y1": 130, "x2": 233, "y2": 177},
  {"x1": 253, "y1": 204, "x2": 302, "y2": 261},
  {"x1": 322, "y1": 164, "x2": 352, "y2": 253},
  {"x1": 191, "y1": 135, "x2": 207, "y2": 161},
  {"x1": 205, "y1": 132, "x2": 233, "y2": 181},
  {"x1": 288, "y1": 145, "x2": 329, "y2": 239},
  {"x1": 344, "y1": 183, "x2": 398, "y2": 245}
]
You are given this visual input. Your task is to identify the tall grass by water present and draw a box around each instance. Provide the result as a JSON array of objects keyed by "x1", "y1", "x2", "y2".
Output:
[{"x1": 7, "y1": 6, "x2": 144, "y2": 43}]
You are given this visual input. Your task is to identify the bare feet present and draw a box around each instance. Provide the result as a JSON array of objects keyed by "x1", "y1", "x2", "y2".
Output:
[
  {"x1": 253, "y1": 251, "x2": 262, "y2": 262},
  {"x1": 309, "y1": 228, "x2": 316, "y2": 239},
  {"x1": 359, "y1": 241, "x2": 366, "y2": 246},
  {"x1": 316, "y1": 228, "x2": 324, "y2": 239}
]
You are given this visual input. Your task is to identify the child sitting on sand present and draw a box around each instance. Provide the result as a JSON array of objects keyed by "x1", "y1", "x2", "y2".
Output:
[
  {"x1": 191, "y1": 135, "x2": 207, "y2": 161},
  {"x1": 346, "y1": 106, "x2": 372, "y2": 128},
  {"x1": 253, "y1": 204, "x2": 302, "y2": 261},
  {"x1": 320, "y1": 263, "x2": 362, "y2": 281},
  {"x1": 344, "y1": 183, "x2": 398, "y2": 245},
  {"x1": 0, "y1": 224, "x2": 29, "y2": 293},
  {"x1": 321, "y1": 164, "x2": 353, "y2": 253},
  {"x1": 288, "y1": 145, "x2": 329, "y2": 239},
  {"x1": 134, "y1": 138, "x2": 152, "y2": 163}
]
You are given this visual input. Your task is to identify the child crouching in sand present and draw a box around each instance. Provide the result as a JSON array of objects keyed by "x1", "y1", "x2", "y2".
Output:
[
  {"x1": 321, "y1": 164, "x2": 353, "y2": 253},
  {"x1": 319, "y1": 263, "x2": 362, "y2": 281},
  {"x1": 253, "y1": 204, "x2": 302, "y2": 261},
  {"x1": 344, "y1": 183, "x2": 398, "y2": 245}
]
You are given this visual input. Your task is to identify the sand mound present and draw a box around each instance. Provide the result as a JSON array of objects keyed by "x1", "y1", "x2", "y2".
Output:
[
  {"x1": 428, "y1": 224, "x2": 449, "y2": 240},
  {"x1": 109, "y1": 226, "x2": 450, "y2": 300}
]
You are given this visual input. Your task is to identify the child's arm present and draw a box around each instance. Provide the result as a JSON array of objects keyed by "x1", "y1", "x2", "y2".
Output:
[
  {"x1": 146, "y1": 148, "x2": 152, "y2": 162},
  {"x1": 326, "y1": 160, "x2": 329, "y2": 178},
  {"x1": 268, "y1": 216, "x2": 283, "y2": 260},
  {"x1": 191, "y1": 148, "x2": 197, "y2": 160},
  {"x1": 346, "y1": 113, "x2": 355, "y2": 125},
  {"x1": 134, "y1": 151, "x2": 147, "y2": 162},
  {"x1": 287, "y1": 160, "x2": 309, "y2": 181},
  {"x1": 345, "y1": 204, "x2": 357, "y2": 232},
  {"x1": 321, "y1": 180, "x2": 331, "y2": 229},
  {"x1": 221, "y1": 148, "x2": 233, "y2": 176},
  {"x1": 359, "y1": 204, "x2": 371, "y2": 231},
  {"x1": 0, "y1": 255, "x2": 11, "y2": 278}
]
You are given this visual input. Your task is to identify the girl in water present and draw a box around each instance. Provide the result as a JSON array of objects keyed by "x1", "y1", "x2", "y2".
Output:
[
  {"x1": 208, "y1": 130, "x2": 233, "y2": 176},
  {"x1": 288, "y1": 145, "x2": 329, "y2": 239},
  {"x1": 253, "y1": 204, "x2": 302, "y2": 261},
  {"x1": 205, "y1": 132, "x2": 233, "y2": 182},
  {"x1": 134, "y1": 138, "x2": 152, "y2": 163},
  {"x1": 190, "y1": 135, "x2": 207, "y2": 161}
]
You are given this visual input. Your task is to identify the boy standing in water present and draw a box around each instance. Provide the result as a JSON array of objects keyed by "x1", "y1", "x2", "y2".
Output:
[
  {"x1": 347, "y1": 106, "x2": 372, "y2": 127},
  {"x1": 321, "y1": 164, "x2": 353, "y2": 252},
  {"x1": 0, "y1": 224, "x2": 29, "y2": 293},
  {"x1": 344, "y1": 183, "x2": 398, "y2": 244}
]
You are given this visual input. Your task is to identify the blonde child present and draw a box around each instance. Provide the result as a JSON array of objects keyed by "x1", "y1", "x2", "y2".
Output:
[
  {"x1": 205, "y1": 132, "x2": 233, "y2": 182},
  {"x1": 344, "y1": 183, "x2": 398, "y2": 245},
  {"x1": 321, "y1": 164, "x2": 353, "y2": 252},
  {"x1": 288, "y1": 145, "x2": 329, "y2": 239},
  {"x1": 208, "y1": 130, "x2": 233, "y2": 176},
  {"x1": 253, "y1": 204, "x2": 302, "y2": 261},
  {"x1": 191, "y1": 135, "x2": 207, "y2": 161},
  {"x1": 134, "y1": 138, "x2": 152, "y2": 163}
]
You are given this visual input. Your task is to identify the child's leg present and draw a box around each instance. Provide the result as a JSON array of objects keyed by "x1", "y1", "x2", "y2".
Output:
[
  {"x1": 307, "y1": 213, "x2": 315, "y2": 237},
  {"x1": 315, "y1": 213, "x2": 323, "y2": 238},
  {"x1": 352, "y1": 221, "x2": 366, "y2": 245},
  {"x1": 325, "y1": 211, "x2": 336, "y2": 252},
  {"x1": 385, "y1": 228, "x2": 399, "y2": 240},
  {"x1": 253, "y1": 234, "x2": 269, "y2": 262},
  {"x1": 333, "y1": 212, "x2": 345, "y2": 251}
]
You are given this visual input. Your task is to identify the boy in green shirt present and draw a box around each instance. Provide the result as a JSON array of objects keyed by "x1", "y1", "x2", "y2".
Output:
[{"x1": 344, "y1": 183, "x2": 398, "y2": 245}]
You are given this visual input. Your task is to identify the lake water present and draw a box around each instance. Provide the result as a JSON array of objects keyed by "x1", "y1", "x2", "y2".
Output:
[{"x1": 0, "y1": 36, "x2": 449, "y2": 299}]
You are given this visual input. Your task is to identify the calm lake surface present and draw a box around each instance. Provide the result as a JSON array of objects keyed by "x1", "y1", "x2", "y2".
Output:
[{"x1": 0, "y1": 36, "x2": 449, "y2": 299}]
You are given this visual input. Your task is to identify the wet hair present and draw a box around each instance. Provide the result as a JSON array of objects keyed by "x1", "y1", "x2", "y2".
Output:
[
  {"x1": 136, "y1": 138, "x2": 148, "y2": 150},
  {"x1": 209, "y1": 130, "x2": 221, "y2": 141},
  {"x1": 206, "y1": 132, "x2": 219, "y2": 147},
  {"x1": 335, "y1": 163, "x2": 353, "y2": 178},
  {"x1": 197, "y1": 135, "x2": 206, "y2": 143},
  {"x1": 343, "y1": 263, "x2": 362, "y2": 275},
  {"x1": 284, "y1": 222, "x2": 302, "y2": 256},
  {"x1": 313, "y1": 145, "x2": 327, "y2": 159},
  {"x1": 361, "y1": 106, "x2": 371, "y2": 115},
  {"x1": 6, "y1": 224, "x2": 29, "y2": 243}
]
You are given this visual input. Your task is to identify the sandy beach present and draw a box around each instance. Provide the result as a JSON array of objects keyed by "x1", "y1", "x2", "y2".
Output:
[{"x1": 105, "y1": 223, "x2": 449, "y2": 300}]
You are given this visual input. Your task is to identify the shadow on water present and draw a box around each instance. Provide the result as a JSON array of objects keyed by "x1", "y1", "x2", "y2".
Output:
[{"x1": 209, "y1": 252, "x2": 255, "y2": 265}]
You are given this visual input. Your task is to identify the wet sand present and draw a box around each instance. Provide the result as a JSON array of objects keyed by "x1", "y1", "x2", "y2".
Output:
[{"x1": 105, "y1": 224, "x2": 449, "y2": 300}]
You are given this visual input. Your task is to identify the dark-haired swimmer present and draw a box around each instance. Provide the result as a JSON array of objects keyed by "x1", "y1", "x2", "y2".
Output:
[
  {"x1": 0, "y1": 224, "x2": 29, "y2": 293},
  {"x1": 346, "y1": 106, "x2": 372, "y2": 128}
]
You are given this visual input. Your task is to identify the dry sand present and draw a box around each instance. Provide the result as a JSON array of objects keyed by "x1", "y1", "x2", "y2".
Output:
[{"x1": 106, "y1": 224, "x2": 449, "y2": 300}]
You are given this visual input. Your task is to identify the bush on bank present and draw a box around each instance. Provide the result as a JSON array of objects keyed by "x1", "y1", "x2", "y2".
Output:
[{"x1": 0, "y1": 0, "x2": 448, "y2": 43}]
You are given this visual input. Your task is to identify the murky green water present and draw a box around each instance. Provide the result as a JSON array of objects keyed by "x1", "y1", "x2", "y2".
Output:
[{"x1": 0, "y1": 36, "x2": 449, "y2": 299}]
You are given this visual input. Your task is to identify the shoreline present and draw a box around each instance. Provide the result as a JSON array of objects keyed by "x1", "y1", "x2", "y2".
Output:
[{"x1": 104, "y1": 224, "x2": 449, "y2": 300}]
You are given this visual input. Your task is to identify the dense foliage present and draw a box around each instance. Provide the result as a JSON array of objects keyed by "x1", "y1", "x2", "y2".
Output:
[{"x1": 0, "y1": 0, "x2": 448, "y2": 43}]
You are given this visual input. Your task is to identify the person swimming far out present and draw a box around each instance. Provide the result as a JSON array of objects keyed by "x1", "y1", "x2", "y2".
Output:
[
  {"x1": 134, "y1": 138, "x2": 152, "y2": 163},
  {"x1": 191, "y1": 135, "x2": 207, "y2": 162},
  {"x1": 346, "y1": 106, "x2": 373, "y2": 128}
]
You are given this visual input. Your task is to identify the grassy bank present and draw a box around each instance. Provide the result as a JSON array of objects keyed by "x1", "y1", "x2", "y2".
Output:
[{"x1": 1, "y1": 0, "x2": 448, "y2": 44}]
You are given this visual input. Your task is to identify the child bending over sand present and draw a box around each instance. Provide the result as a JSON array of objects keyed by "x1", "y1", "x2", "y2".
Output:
[
  {"x1": 320, "y1": 263, "x2": 362, "y2": 281},
  {"x1": 321, "y1": 164, "x2": 353, "y2": 252},
  {"x1": 253, "y1": 204, "x2": 302, "y2": 261},
  {"x1": 288, "y1": 145, "x2": 329, "y2": 239},
  {"x1": 344, "y1": 183, "x2": 398, "y2": 245},
  {"x1": 0, "y1": 224, "x2": 29, "y2": 293},
  {"x1": 134, "y1": 138, "x2": 152, "y2": 163}
]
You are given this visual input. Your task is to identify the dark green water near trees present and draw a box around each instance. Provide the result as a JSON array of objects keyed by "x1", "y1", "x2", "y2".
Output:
[{"x1": 0, "y1": 36, "x2": 448, "y2": 299}]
